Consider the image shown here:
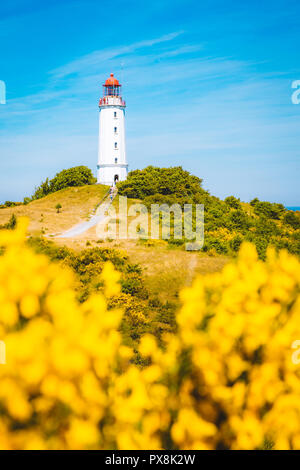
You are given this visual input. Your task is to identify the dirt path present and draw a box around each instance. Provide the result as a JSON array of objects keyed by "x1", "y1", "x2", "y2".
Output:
[
  {"x1": 185, "y1": 255, "x2": 198, "y2": 286},
  {"x1": 55, "y1": 190, "x2": 115, "y2": 239}
]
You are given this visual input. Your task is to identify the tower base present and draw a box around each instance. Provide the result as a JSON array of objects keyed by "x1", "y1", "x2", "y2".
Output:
[{"x1": 97, "y1": 164, "x2": 128, "y2": 186}]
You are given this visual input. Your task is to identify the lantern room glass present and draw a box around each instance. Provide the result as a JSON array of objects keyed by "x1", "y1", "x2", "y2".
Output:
[{"x1": 103, "y1": 85, "x2": 121, "y2": 97}]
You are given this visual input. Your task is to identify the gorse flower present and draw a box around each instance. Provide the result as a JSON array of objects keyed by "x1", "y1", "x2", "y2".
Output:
[{"x1": 0, "y1": 219, "x2": 300, "y2": 449}]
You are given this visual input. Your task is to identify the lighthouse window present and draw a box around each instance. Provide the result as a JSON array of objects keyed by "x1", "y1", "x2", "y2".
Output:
[
  {"x1": 115, "y1": 158, "x2": 118, "y2": 164},
  {"x1": 114, "y1": 127, "x2": 117, "y2": 133},
  {"x1": 114, "y1": 142, "x2": 117, "y2": 149},
  {"x1": 114, "y1": 111, "x2": 117, "y2": 118}
]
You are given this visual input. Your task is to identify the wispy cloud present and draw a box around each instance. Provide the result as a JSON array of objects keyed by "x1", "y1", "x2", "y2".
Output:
[{"x1": 50, "y1": 31, "x2": 184, "y2": 79}]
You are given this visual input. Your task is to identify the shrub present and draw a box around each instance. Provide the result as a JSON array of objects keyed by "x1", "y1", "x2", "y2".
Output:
[
  {"x1": 250, "y1": 197, "x2": 259, "y2": 207},
  {"x1": 284, "y1": 211, "x2": 300, "y2": 230},
  {"x1": 254, "y1": 201, "x2": 285, "y2": 220},
  {"x1": 229, "y1": 209, "x2": 249, "y2": 231},
  {"x1": 0, "y1": 214, "x2": 17, "y2": 230},
  {"x1": 121, "y1": 273, "x2": 148, "y2": 299},
  {"x1": 117, "y1": 166, "x2": 204, "y2": 203},
  {"x1": 4, "y1": 201, "x2": 16, "y2": 207},
  {"x1": 230, "y1": 234, "x2": 243, "y2": 252},
  {"x1": 49, "y1": 166, "x2": 96, "y2": 193},
  {"x1": 225, "y1": 196, "x2": 241, "y2": 209},
  {"x1": 32, "y1": 166, "x2": 96, "y2": 200}
]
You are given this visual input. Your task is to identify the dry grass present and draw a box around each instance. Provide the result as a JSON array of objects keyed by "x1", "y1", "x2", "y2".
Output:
[{"x1": 0, "y1": 185, "x2": 108, "y2": 236}]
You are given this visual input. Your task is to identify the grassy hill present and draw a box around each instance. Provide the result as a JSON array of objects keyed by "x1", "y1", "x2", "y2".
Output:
[{"x1": 0, "y1": 184, "x2": 109, "y2": 236}]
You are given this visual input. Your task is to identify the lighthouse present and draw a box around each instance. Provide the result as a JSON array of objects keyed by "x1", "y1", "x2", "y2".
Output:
[{"x1": 97, "y1": 73, "x2": 128, "y2": 186}]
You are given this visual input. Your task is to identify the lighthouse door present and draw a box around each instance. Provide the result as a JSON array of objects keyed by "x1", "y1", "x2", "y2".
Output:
[{"x1": 114, "y1": 174, "x2": 119, "y2": 185}]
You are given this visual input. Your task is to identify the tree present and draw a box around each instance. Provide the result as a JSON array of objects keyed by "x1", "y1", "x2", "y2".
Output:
[
  {"x1": 250, "y1": 197, "x2": 259, "y2": 207},
  {"x1": 254, "y1": 201, "x2": 285, "y2": 220},
  {"x1": 55, "y1": 203, "x2": 62, "y2": 213},
  {"x1": 225, "y1": 196, "x2": 241, "y2": 209},
  {"x1": 32, "y1": 167, "x2": 96, "y2": 201},
  {"x1": 117, "y1": 166, "x2": 205, "y2": 204},
  {"x1": 49, "y1": 166, "x2": 96, "y2": 193},
  {"x1": 284, "y1": 211, "x2": 300, "y2": 229}
]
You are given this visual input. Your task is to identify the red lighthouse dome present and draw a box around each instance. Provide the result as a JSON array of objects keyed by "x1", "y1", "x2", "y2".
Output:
[{"x1": 104, "y1": 73, "x2": 120, "y2": 86}]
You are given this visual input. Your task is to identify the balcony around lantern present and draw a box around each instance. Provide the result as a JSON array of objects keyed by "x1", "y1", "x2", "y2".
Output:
[{"x1": 99, "y1": 96, "x2": 126, "y2": 107}]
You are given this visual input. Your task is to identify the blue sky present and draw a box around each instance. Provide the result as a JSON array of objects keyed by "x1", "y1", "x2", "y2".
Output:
[{"x1": 0, "y1": 0, "x2": 299, "y2": 204}]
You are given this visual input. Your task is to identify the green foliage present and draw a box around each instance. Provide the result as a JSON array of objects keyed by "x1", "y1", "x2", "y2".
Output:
[
  {"x1": 55, "y1": 203, "x2": 62, "y2": 213},
  {"x1": 121, "y1": 273, "x2": 148, "y2": 299},
  {"x1": 118, "y1": 166, "x2": 205, "y2": 205},
  {"x1": 118, "y1": 166, "x2": 300, "y2": 259},
  {"x1": 284, "y1": 211, "x2": 300, "y2": 229},
  {"x1": 155, "y1": 301, "x2": 177, "y2": 331},
  {"x1": 253, "y1": 201, "x2": 285, "y2": 220},
  {"x1": 27, "y1": 237, "x2": 174, "y2": 351},
  {"x1": 4, "y1": 201, "x2": 16, "y2": 207},
  {"x1": 0, "y1": 201, "x2": 22, "y2": 209},
  {"x1": 33, "y1": 178, "x2": 51, "y2": 200},
  {"x1": 230, "y1": 234, "x2": 243, "y2": 252},
  {"x1": 250, "y1": 197, "x2": 260, "y2": 207},
  {"x1": 32, "y1": 166, "x2": 96, "y2": 201},
  {"x1": 225, "y1": 196, "x2": 241, "y2": 209},
  {"x1": 229, "y1": 209, "x2": 249, "y2": 231},
  {"x1": 0, "y1": 214, "x2": 17, "y2": 230},
  {"x1": 49, "y1": 166, "x2": 96, "y2": 193},
  {"x1": 203, "y1": 236, "x2": 228, "y2": 254}
]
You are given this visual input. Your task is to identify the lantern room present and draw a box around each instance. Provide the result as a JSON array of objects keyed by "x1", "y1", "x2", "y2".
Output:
[{"x1": 103, "y1": 73, "x2": 121, "y2": 97}]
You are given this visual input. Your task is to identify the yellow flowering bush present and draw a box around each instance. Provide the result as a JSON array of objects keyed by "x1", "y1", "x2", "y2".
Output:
[{"x1": 0, "y1": 219, "x2": 300, "y2": 449}]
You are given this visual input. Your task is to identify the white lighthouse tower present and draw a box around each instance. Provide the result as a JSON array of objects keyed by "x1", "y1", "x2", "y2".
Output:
[{"x1": 97, "y1": 73, "x2": 128, "y2": 186}]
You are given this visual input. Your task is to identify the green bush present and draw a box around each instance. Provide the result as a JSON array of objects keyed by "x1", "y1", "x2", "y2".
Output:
[
  {"x1": 284, "y1": 211, "x2": 300, "y2": 229},
  {"x1": 121, "y1": 273, "x2": 148, "y2": 299},
  {"x1": 250, "y1": 197, "x2": 260, "y2": 207},
  {"x1": 224, "y1": 196, "x2": 241, "y2": 209},
  {"x1": 0, "y1": 214, "x2": 17, "y2": 230},
  {"x1": 230, "y1": 234, "x2": 243, "y2": 252},
  {"x1": 32, "y1": 166, "x2": 96, "y2": 200},
  {"x1": 117, "y1": 166, "x2": 205, "y2": 204},
  {"x1": 55, "y1": 203, "x2": 62, "y2": 213},
  {"x1": 229, "y1": 209, "x2": 249, "y2": 231},
  {"x1": 253, "y1": 201, "x2": 285, "y2": 220}
]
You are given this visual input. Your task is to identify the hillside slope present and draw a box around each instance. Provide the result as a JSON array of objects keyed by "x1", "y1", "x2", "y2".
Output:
[{"x1": 0, "y1": 184, "x2": 109, "y2": 236}]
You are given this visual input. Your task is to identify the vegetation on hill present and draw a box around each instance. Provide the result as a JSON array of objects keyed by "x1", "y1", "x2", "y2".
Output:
[
  {"x1": 30, "y1": 166, "x2": 97, "y2": 201},
  {"x1": 0, "y1": 166, "x2": 97, "y2": 208},
  {"x1": 27, "y1": 236, "x2": 176, "y2": 350},
  {"x1": 118, "y1": 166, "x2": 300, "y2": 259},
  {"x1": 118, "y1": 166, "x2": 205, "y2": 205}
]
